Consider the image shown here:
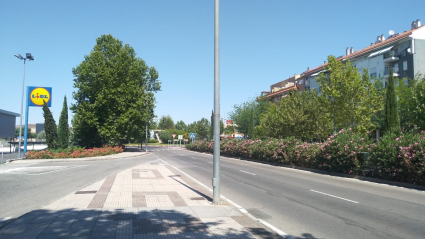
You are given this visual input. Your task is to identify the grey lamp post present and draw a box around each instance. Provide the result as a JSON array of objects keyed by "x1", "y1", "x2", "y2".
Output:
[{"x1": 14, "y1": 53, "x2": 34, "y2": 159}]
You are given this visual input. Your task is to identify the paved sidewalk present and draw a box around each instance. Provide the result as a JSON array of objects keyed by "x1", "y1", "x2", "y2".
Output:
[{"x1": 0, "y1": 160, "x2": 279, "y2": 238}]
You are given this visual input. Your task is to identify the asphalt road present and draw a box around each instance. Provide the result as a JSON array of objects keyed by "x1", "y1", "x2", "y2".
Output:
[
  {"x1": 0, "y1": 151, "x2": 156, "y2": 220},
  {"x1": 151, "y1": 147, "x2": 425, "y2": 239}
]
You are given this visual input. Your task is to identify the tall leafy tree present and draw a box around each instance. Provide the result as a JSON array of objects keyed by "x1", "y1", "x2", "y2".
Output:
[
  {"x1": 385, "y1": 68, "x2": 400, "y2": 132},
  {"x1": 316, "y1": 56, "x2": 382, "y2": 133},
  {"x1": 195, "y1": 118, "x2": 210, "y2": 140},
  {"x1": 158, "y1": 115, "x2": 174, "y2": 130},
  {"x1": 57, "y1": 96, "x2": 69, "y2": 149},
  {"x1": 260, "y1": 90, "x2": 331, "y2": 140},
  {"x1": 229, "y1": 97, "x2": 271, "y2": 139},
  {"x1": 396, "y1": 77, "x2": 415, "y2": 132},
  {"x1": 42, "y1": 101, "x2": 59, "y2": 150},
  {"x1": 71, "y1": 34, "x2": 160, "y2": 147},
  {"x1": 174, "y1": 120, "x2": 187, "y2": 131},
  {"x1": 210, "y1": 111, "x2": 214, "y2": 140},
  {"x1": 410, "y1": 74, "x2": 425, "y2": 130}
]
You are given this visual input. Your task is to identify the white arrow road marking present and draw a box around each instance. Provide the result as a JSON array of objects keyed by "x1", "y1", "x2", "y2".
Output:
[
  {"x1": 310, "y1": 190, "x2": 359, "y2": 204},
  {"x1": 239, "y1": 170, "x2": 256, "y2": 175}
]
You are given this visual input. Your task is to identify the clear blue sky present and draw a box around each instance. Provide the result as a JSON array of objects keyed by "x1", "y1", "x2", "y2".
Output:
[{"x1": 1, "y1": 0, "x2": 424, "y2": 127}]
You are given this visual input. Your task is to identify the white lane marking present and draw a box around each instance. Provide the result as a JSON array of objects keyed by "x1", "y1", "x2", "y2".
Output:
[
  {"x1": 191, "y1": 157, "x2": 196, "y2": 159},
  {"x1": 179, "y1": 154, "x2": 183, "y2": 156},
  {"x1": 0, "y1": 217, "x2": 11, "y2": 222},
  {"x1": 239, "y1": 170, "x2": 256, "y2": 175},
  {"x1": 310, "y1": 190, "x2": 359, "y2": 204},
  {"x1": 208, "y1": 162, "x2": 213, "y2": 164},
  {"x1": 159, "y1": 159, "x2": 291, "y2": 238}
]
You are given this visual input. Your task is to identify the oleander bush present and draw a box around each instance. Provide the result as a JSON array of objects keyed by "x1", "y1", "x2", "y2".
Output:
[
  {"x1": 187, "y1": 129, "x2": 425, "y2": 185},
  {"x1": 25, "y1": 146, "x2": 123, "y2": 159}
]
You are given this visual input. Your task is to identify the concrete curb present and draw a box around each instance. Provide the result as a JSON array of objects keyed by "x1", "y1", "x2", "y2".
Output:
[
  {"x1": 185, "y1": 149, "x2": 425, "y2": 191},
  {"x1": 160, "y1": 158, "x2": 292, "y2": 239},
  {"x1": 8, "y1": 152, "x2": 149, "y2": 164}
]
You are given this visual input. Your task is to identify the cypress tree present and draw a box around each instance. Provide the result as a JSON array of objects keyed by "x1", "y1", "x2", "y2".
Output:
[
  {"x1": 210, "y1": 110, "x2": 214, "y2": 140},
  {"x1": 385, "y1": 68, "x2": 400, "y2": 132},
  {"x1": 42, "y1": 101, "x2": 59, "y2": 150},
  {"x1": 58, "y1": 96, "x2": 69, "y2": 149}
]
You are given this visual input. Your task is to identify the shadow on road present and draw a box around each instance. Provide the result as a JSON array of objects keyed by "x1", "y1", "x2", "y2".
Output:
[{"x1": 0, "y1": 207, "x2": 259, "y2": 238}]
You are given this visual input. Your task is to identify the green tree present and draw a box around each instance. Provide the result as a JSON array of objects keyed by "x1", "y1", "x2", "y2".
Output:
[
  {"x1": 71, "y1": 34, "x2": 160, "y2": 147},
  {"x1": 229, "y1": 97, "x2": 271, "y2": 139},
  {"x1": 210, "y1": 111, "x2": 214, "y2": 140},
  {"x1": 158, "y1": 131, "x2": 172, "y2": 143},
  {"x1": 411, "y1": 74, "x2": 425, "y2": 130},
  {"x1": 15, "y1": 126, "x2": 32, "y2": 138},
  {"x1": 42, "y1": 101, "x2": 59, "y2": 149},
  {"x1": 385, "y1": 68, "x2": 400, "y2": 133},
  {"x1": 316, "y1": 56, "x2": 382, "y2": 133},
  {"x1": 396, "y1": 77, "x2": 415, "y2": 132},
  {"x1": 175, "y1": 120, "x2": 187, "y2": 131},
  {"x1": 370, "y1": 79, "x2": 386, "y2": 135},
  {"x1": 57, "y1": 96, "x2": 69, "y2": 149},
  {"x1": 158, "y1": 115, "x2": 174, "y2": 130},
  {"x1": 195, "y1": 118, "x2": 210, "y2": 140},
  {"x1": 260, "y1": 89, "x2": 331, "y2": 140},
  {"x1": 36, "y1": 130, "x2": 46, "y2": 140}
]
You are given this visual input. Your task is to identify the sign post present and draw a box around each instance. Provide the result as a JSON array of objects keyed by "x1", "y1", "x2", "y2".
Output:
[
  {"x1": 172, "y1": 134, "x2": 176, "y2": 147},
  {"x1": 178, "y1": 135, "x2": 183, "y2": 147},
  {"x1": 24, "y1": 86, "x2": 52, "y2": 156},
  {"x1": 190, "y1": 133, "x2": 195, "y2": 144}
]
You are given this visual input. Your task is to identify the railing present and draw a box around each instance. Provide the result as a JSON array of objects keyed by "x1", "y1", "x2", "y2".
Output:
[{"x1": 384, "y1": 67, "x2": 399, "y2": 75}]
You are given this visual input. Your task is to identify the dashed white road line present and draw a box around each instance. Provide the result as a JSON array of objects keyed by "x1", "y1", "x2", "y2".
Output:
[
  {"x1": 208, "y1": 162, "x2": 213, "y2": 164},
  {"x1": 239, "y1": 170, "x2": 256, "y2": 176},
  {"x1": 310, "y1": 190, "x2": 359, "y2": 204}
]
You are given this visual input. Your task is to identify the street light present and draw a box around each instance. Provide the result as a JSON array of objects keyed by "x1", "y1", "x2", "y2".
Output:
[{"x1": 14, "y1": 53, "x2": 34, "y2": 159}]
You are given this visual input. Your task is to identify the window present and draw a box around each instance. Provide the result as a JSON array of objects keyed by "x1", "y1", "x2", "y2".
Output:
[
  {"x1": 299, "y1": 79, "x2": 304, "y2": 84},
  {"x1": 370, "y1": 67, "x2": 377, "y2": 78},
  {"x1": 403, "y1": 61, "x2": 407, "y2": 70}
]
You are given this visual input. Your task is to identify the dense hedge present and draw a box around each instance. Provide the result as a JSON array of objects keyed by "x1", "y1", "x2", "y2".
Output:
[
  {"x1": 187, "y1": 129, "x2": 425, "y2": 185},
  {"x1": 25, "y1": 146, "x2": 123, "y2": 159}
]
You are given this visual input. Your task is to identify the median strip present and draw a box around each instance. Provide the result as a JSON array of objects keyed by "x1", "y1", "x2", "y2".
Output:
[{"x1": 310, "y1": 190, "x2": 359, "y2": 204}]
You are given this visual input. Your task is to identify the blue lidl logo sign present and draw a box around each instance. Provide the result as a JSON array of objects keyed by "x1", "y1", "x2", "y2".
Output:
[{"x1": 28, "y1": 87, "x2": 52, "y2": 107}]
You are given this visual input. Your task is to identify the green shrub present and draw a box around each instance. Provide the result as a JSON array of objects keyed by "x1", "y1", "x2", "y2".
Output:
[
  {"x1": 158, "y1": 131, "x2": 172, "y2": 143},
  {"x1": 187, "y1": 129, "x2": 425, "y2": 185},
  {"x1": 149, "y1": 139, "x2": 159, "y2": 143}
]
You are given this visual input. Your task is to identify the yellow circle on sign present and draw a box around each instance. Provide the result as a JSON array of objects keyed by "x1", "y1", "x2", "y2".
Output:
[{"x1": 30, "y1": 88, "x2": 51, "y2": 106}]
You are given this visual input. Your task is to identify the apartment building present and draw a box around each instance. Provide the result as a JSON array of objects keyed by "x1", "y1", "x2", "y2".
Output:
[{"x1": 263, "y1": 19, "x2": 425, "y2": 101}]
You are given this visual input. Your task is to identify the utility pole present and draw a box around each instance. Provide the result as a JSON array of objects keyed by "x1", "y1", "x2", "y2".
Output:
[{"x1": 212, "y1": 0, "x2": 221, "y2": 204}]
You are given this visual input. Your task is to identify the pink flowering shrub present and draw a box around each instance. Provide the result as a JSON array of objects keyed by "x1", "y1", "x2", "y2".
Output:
[
  {"x1": 186, "y1": 130, "x2": 425, "y2": 185},
  {"x1": 25, "y1": 146, "x2": 123, "y2": 159},
  {"x1": 317, "y1": 128, "x2": 371, "y2": 174}
]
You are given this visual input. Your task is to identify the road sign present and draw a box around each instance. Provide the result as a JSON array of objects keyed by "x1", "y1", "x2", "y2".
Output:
[
  {"x1": 226, "y1": 120, "x2": 233, "y2": 124},
  {"x1": 178, "y1": 135, "x2": 183, "y2": 139},
  {"x1": 183, "y1": 139, "x2": 188, "y2": 141},
  {"x1": 172, "y1": 134, "x2": 176, "y2": 139},
  {"x1": 190, "y1": 133, "x2": 195, "y2": 139}
]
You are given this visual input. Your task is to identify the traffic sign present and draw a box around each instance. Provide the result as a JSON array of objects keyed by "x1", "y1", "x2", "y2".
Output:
[
  {"x1": 178, "y1": 135, "x2": 183, "y2": 139},
  {"x1": 190, "y1": 133, "x2": 195, "y2": 139},
  {"x1": 172, "y1": 134, "x2": 176, "y2": 139}
]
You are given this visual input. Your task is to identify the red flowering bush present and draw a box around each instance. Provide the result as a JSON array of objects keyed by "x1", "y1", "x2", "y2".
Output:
[
  {"x1": 187, "y1": 130, "x2": 425, "y2": 185},
  {"x1": 25, "y1": 146, "x2": 123, "y2": 159}
]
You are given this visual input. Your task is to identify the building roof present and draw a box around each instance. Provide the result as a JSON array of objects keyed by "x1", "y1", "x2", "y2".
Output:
[
  {"x1": 0, "y1": 109, "x2": 20, "y2": 117},
  {"x1": 265, "y1": 85, "x2": 297, "y2": 98},
  {"x1": 301, "y1": 24, "x2": 425, "y2": 77}
]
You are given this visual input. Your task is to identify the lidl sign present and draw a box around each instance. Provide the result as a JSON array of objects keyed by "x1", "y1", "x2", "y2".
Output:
[{"x1": 28, "y1": 87, "x2": 52, "y2": 107}]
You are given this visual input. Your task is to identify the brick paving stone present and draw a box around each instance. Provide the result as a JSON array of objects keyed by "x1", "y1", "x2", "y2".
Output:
[{"x1": 0, "y1": 164, "x2": 276, "y2": 239}]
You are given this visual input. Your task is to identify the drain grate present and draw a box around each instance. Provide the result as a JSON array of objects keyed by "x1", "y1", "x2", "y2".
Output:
[
  {"x1": 75, "y1": 190, "x2": 97, "y2": 194},
  {"x1": 190, "y1": 197, "x2": 206, "y2": 200}
]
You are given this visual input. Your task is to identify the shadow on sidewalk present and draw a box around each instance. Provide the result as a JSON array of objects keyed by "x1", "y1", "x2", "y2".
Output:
[
  {"x1": 123, "y1": 146, "x2": 144, "y2": 153},
  {"x1": 0, "y1": 207, "x2": 258, "y2": 238}
]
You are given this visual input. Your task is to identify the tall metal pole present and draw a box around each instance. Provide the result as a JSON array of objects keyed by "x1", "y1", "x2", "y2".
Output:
[
  {"x1": 146, "y1": 95, "x2": 148, "y2": 152},
  {"x1": 18, "y1": 59, "x2": 26, "y2": 158},
  {"x1": 212, "y1": 0, "x2": 221, "y2": 204}
]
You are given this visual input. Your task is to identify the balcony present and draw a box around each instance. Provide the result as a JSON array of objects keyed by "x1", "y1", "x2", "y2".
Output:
[
  {"x1": 384, "y1": 67, "x2": 399, "y2": 78},
  {"x1": 383, "y1": 56, "x2": 399, "y2": 63}
]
